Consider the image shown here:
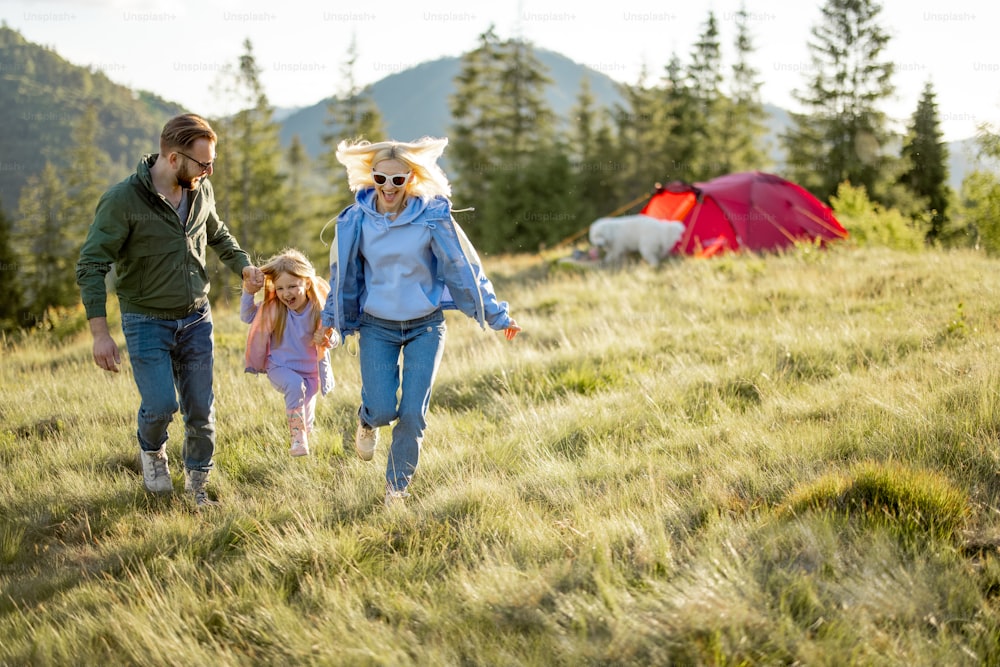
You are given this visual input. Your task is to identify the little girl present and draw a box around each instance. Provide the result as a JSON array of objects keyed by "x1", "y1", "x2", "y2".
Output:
[{"x1": 242, "y1": 248, "x2": 335, "y2": 456}]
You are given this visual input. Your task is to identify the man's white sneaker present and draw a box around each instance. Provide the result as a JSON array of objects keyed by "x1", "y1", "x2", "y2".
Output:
[
  {"x1": 139, "y1": 446, "x2": 172, "y2": 494},
  {"x1": 355, "y1": 422, "x2": 378, "y2": 461}
]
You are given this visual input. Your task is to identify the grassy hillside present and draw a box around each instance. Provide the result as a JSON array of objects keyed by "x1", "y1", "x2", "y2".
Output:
[{"x1": 3, "y1": 245, "x2": 1000, "y2": 665}]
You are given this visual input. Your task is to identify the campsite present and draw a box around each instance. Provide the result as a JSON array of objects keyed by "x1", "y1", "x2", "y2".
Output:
[{"x1": 573, "y1": 171, "x2": 849, "y2": 268}]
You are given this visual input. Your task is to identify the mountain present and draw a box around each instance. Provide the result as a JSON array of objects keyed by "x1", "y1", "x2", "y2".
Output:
[
  {"x1": 278, "y1": 50, "x2": 626, "y2": 160},
  {"x1": 0, "y1": 26, "x2": 185, "y2": 216}
]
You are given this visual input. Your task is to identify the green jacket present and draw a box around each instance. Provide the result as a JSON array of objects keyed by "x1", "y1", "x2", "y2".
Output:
[{"x1": 76, "y1": 154, "x2": 251, "y2": 319}]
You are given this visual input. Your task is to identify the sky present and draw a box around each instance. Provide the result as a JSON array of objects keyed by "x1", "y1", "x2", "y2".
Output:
[{"x1": 3, "y1": 0, "x2": 999, "y2": 143}]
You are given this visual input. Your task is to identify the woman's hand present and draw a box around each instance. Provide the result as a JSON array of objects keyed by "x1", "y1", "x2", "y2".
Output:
[{"x1": 504, "y1": 319, "x2": 521, "y2": 341}]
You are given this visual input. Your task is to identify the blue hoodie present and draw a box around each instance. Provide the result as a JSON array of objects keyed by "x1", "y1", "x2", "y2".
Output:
[{"x1": 321, "y1": 188, "x2": 512, "y2": 338}]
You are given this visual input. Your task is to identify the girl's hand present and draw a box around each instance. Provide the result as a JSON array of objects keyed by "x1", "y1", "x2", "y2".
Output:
[
  {"x1": 243, "y1": 278, "x2": 263, "y2": 295},
  {"x1": 504, "y1": 320, "x2": 521, "y2": 341},
  {"x1": 314, "y1": 327, "x2": 338, "y2": 349}
]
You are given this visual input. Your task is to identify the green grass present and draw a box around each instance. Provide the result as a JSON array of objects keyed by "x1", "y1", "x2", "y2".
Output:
[{"x1": 4, "y1": 245, "x2": 1000, "y2": 665}]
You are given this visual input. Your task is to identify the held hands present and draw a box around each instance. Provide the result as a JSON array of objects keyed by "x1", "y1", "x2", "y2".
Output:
[
  {"x1": 242, "y1": 265, "x2": 265, "y2": 294},
  {"x1": 313, "y1": 326, "x2": 339, "y2": 350}
]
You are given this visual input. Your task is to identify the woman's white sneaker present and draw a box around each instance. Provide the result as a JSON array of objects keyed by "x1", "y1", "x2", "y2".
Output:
[{"x1": 355, "y1": 422, "x2": 378, "y2": 461}]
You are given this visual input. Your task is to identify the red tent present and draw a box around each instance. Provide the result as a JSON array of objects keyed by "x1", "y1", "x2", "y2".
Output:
[{"x1": 640, "y1": 171, "x2": 848, "y2": 257}]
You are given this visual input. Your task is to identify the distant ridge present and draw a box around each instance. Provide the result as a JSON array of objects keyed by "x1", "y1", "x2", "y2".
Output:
[{"x1": 278, "y1": 50, "x2": 626, "y2": 159}]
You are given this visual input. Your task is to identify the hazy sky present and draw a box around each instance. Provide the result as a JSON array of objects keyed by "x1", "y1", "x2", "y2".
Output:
[{"x1": 4, "y1": 0, "x2": 999, "y2": 143}]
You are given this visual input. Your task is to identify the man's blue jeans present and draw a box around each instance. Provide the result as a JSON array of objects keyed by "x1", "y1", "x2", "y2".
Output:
[
  {"x1": 121, "y1": 304, "x2": 216, "y2": 473},
  {"x1": 358, "y1": 310, "x2": 446, "y2": 492}
]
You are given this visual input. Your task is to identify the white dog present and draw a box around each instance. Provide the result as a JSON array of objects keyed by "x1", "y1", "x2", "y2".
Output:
[{"x1": 588, "y1": 214, "x2": 685, "y2": 267}]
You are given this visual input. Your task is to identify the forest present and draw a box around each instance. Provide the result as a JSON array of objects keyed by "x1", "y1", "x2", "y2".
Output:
[{"x1": 2, "y1": 0, "x2": 1000, "y2": 337}]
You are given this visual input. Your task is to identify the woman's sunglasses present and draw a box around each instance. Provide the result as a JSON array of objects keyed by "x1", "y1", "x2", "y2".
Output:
[{"x1": 372, "y1": 171, "x2": 410, "y2": 187}]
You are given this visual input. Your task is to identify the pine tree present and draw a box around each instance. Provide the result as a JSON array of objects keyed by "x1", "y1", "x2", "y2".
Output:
[
  {"x1": 568, "y1": 77, "x2": 619, "y2": 230},
  {"x1": 212, "y1": 39, "x2": 287, "y2": 284},
  {"x1": 13, "y1": 163, "x2": 73, "y2": 324},
  {"x1": 657, "y1": 53, "x2": 700, "y2": 183},
  {"x1": 284, "y1": 135, "x2": 325, "y2": 260},
  {"x1": 450, "y1": 26, "x2": 504, "y2": 214},
  {"x1": 614, "y1": 65, "x2": 668, "y2": 204},
  {"x1": 449, "y1": 27, "x2": 561, "y2": 253},
  {"x1": 783, "y1": 0, "x2": 896, "y2": 203},
  {"x1": 723, "y1": 3, "x2": 769, "y2": 172},
  {"x1": 686, "y1": 11, "x2": 726, "y2": 180},
  {"x1": 899, "y1": 81, "x2": 950, "y2": 242},
  {"x1": 0, "y1": 200, "x2": 22, "y2": 331},
  {"x1": 321, "y1": 33, "x2": 386, "y2": 216},
  {"x1": 11, "y1": 105, "x2": 109, "y2": 326},
  {"x1": 66, "y1": 103, "x2": 113, "y2": 248}
]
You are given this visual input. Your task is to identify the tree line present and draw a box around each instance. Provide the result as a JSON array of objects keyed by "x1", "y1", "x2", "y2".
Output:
[{"x1": 2, "y1": 0, "x2": 1000, "y2": 336}]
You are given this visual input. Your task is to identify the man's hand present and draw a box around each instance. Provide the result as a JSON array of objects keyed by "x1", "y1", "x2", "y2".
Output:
[
  {"x1": 242, "y1": 265, "x2": 264, "y2": 292},
  {"x1": 89, "y1": 317, "x2": 121, "y2": 373}
]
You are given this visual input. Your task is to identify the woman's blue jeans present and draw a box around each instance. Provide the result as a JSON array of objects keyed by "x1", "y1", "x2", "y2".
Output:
[
  {"x1": 121, "y1": 304, "x2": 216, "y2": 473},
  {"x1": 358, "y1": 310, "x2": 446, "y2": 492}
]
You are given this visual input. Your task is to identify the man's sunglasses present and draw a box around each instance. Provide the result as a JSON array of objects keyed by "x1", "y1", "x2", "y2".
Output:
[
  {"x1": 177, "y1": 150, "x2": 214, "y2": 173},
  {"x1": 372, "y1": 171, "x2": 410, "y2": 187}
]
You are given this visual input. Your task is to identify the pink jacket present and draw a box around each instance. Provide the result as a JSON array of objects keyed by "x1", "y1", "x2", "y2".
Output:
[{"x1": 244, "y1": 283, "x2": 334, "y2": 395}]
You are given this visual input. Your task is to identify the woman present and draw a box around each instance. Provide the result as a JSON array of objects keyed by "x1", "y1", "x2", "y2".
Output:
[{"x1": 320, "y1": 136, "x2": 520, "y2": 506}]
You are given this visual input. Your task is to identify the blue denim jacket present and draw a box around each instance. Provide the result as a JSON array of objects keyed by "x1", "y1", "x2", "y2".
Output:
[{"x1": 320, "y1": 189, "x2": 512, "y2": 338}]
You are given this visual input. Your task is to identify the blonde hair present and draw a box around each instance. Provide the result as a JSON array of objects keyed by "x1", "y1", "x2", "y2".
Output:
[
  {"x1": 336, "y1": 136, "x2": 451, "y2": 199},
  {"x1": 258, "y1": 248, "x2": 328, "y2": 346}
]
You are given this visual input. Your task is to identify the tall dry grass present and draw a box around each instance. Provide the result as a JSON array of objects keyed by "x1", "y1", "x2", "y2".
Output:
[{"x1": 3, "y1": 244, "x2": 1000, "y2": 665}]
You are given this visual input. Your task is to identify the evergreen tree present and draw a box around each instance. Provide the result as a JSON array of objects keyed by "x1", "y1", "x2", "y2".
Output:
[
  {"x1": 13, "y1": 163, "x2": 73, "y2": 323},
  {"x1": 11, "y1": 105, "x2": 108, "y2": 326},
  {"x1": 66, "y1": 102, "x2": 113, "y2": 243},
  {"x1": 568, "y1": 77, "x2": 619, "y2": 230},
  {"x1": 899, "y1": 81, "x2": 950, "y2": 242},
  {"x1": 450, "y1": 27, "x2": 562, "y2": 253},
  {"x1": 450, "y1": 26, "x2": 503, "y2": 215},
  {"x1": 212, "y1": 39, "x2": 287, "y2": 290},
  {"x1": 658, "y1": 53, "x2": 700, "y2": 183},
  {"x1": 723, "y1": 3, "x2": 769, "y2": 172},
  {"x1": 284, "y1": 135, "x2": 326, "y2": 260},
  {"x1": 0, "y1": 201, "x2": 22, "y2": 331},
  {"x1": 783, "y1": 0, "x2": 896, "y2": 203},
  {"x1": 686, "y1": 11, "x2": 726, "y2": 180},
  {"x1": 321, "y1": 33, "x2": 386, "y2": 216},
  {"x1": 614, "y1": 65, "x2": 667, "y2": 205}
]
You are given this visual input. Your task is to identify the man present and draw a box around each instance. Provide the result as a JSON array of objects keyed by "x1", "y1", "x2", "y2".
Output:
[{"x1": 76, "y1": 113, "x2": 263, "y2": 507}]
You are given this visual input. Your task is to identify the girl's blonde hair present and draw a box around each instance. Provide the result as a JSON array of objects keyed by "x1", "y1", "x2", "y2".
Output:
[
  {"x1": 336, "y1": 136, "x2": 451, "y2": 199},
  {"x1": 258, "y1": 248, "x2": 328, "y2": 346}
]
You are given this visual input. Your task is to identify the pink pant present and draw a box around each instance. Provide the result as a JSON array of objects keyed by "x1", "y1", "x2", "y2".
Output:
[{"x1": 268, "y1": 366, "x2": 320, "y2": 429}]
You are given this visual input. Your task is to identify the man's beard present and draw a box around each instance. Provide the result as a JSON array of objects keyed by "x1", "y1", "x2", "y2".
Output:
[{"x1": 177, "y1": 171, "x2": 202, "y2": 190}]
